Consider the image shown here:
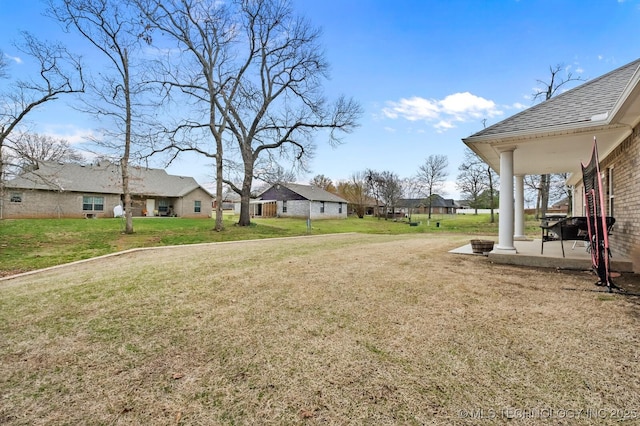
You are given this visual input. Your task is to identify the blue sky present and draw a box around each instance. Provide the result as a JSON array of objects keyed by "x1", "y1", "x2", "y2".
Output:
[{"x1": 3, "y1": 0, "x2": 640, "y2": 198}]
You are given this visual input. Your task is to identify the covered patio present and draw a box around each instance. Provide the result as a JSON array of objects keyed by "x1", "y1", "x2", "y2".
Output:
[
  {"x1": 462, "y1": 58, "x2": 640, "y2": 273},
  {"x1": 450, "y1": 238, "x2": 634, "y2": 273}
]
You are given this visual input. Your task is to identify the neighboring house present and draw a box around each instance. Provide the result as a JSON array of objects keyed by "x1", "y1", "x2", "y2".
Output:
[
  {"x1": 350, "y1": 195, "x2": 382, "y2": 217},
  {"x1": 398, "y1": 196, "x2": 458, "y2": 215},
  {"x1": 456, "y1": 200, "x2": 472, "y2": 210},
  {"x1": 550, "y1": 198, "x2": 570, "y2": 214},
  {"x1": 236, "y1": 182, "x2": 348, "y2": 219},
  {"x1": 2, "y1": 161, "x2": 213, "y2": 219},
  {"x1": 463, "y1": 57, "x2": 640, "y2": 272}
]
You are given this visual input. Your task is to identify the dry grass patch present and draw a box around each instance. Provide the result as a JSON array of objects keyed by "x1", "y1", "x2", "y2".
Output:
[{"x1": 1, "y1": 234, "x2": 639, "y2": 425}]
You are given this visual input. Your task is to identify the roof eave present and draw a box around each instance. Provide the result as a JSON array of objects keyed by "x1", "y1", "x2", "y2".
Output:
[
  {"x1": 610, "y1": 68, "x2": 640, "y2": 127},
  {"x1": 463, "y1": 119, "x2": 616, "y2": 145}
]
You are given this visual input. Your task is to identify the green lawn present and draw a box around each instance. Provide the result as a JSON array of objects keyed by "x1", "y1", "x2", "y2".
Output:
[
  {"x1": 1, "y1": 232, "x2": 638, "y2": 424},
  {"x1": 0, "y1": 213, "x2": 539, "y2": 276}
]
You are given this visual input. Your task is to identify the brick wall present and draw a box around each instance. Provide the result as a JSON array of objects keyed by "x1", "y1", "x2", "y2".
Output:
[
  {"x1": 2, "y1": 189, "x2": 121, "y2": 219},
  {"x1": 278, "y1": 200, "x2": 347, "y2": 219},
  {"x1": 601, "y1": 126, "x2": 640, "y2": 272},
  {"x1": 3, "y1": 188, "x2": 213, "y2": 219},
  {"x1": 174, "y1": 188, "x2": 213, "y2": 218}
]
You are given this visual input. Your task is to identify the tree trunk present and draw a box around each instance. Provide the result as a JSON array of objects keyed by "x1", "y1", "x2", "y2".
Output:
[
  {"x1": 213, "y1": 149, "x2": 224, "y2": 231},
  {"x1": 237, "y1": 155, "x2": 254, "y2": 226},
  {"x1": 121, "y1": 158, "x2": 133, "y2": 234},
  {"x1": 122, "y1": 49, "x2": 134, "y2": 235},
  {"x1": 540, "y1": 174, "x2": 550, "y2": 218},
  {"x1": 488, "y1": 166, "x2": 495, "y2": 223},
  {"x1": 0, "y1": 155, "x2": 4, "y2": 220}
]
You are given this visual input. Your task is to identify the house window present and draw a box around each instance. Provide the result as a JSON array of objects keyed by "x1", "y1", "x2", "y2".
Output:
[
  {"x1": 194, "y1": 200, "x2": 201, "y2": 213},
  {"x1": 158, "y1": 199, "x2": 169, "y2": 214},
  {"x1": 320, "y1": 201, "x2": 325, "y2": 213},
  {"x1": 338, "y1": 202, "x2": 342, "y2": 214},
  {"x1": 282, "y1": 200, "x2": 287, "y2": 213},
  {"x1": 83, "y1": 196, "x2": 104, "y2": 211},
  {"x1": 10, "y1": 192, "x2": 22, "y2": 203}
]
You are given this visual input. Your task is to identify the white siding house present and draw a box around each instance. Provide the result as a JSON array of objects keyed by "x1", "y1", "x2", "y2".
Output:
[{"x1": 235, "y1": 183, "x2": 348, "y2": 220}]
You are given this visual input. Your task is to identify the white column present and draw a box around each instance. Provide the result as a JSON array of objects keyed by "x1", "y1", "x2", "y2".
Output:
[
  {"x1": 514, "y1": 174, "x2": 526, "y2": 240},
  {"x1": 496, "y1": 148, "x2": 516, "y2": 252}
]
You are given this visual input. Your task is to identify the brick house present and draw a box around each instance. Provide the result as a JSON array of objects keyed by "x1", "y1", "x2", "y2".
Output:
[
  {"x1": 237, "y1": 183, "x2": 348, "y2": 220},
  {"x1": 398, "y1": 196, "x2": 458, "y2": 215},
  {"x1": 2, "y1": 161, "x2": 213, "y2": 219},
  {"x1": 463, "y1": 58, "x2": 640, "y2": 272}
]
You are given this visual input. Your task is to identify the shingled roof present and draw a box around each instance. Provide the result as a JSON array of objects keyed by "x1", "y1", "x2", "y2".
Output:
[
  {"x1": 469, "y1": 58, "x2": 640, "y2": 139},
  {"x1": 6, "y1": 161, "x2": 210, "y2": 197},
  {"x1": 463, "y1": 58, "x2": 640, "y2": 177},
  {"x1": 265, "y1": 183, "x2": 347, "y2": 203},
  {"x1": 399, "y1": 195, "x2": 456, "y2": 208}
]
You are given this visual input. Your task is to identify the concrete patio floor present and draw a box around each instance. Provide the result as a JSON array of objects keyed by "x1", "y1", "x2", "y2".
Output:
[{"x1": 450, "y1": 238, "x2": 634, "y2": 273}]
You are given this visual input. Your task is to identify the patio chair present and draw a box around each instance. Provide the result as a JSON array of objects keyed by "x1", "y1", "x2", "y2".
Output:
[
  {"x1": 540, "y1": 217, "x2": 583, "y2": 258},
  {"x1": 541, "y1": 216, "x2": 615, "y2": 258}
]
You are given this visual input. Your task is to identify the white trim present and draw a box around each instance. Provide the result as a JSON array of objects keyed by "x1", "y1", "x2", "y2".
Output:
[
  {"x1": 463, "y1": 122, "x2": 624, "y2": 144},
  {"x1": 609, "y1": 66, "x2": 640, "y2": 125}
]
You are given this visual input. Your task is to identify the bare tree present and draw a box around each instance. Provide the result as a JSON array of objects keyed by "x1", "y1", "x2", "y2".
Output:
[
  {"x1": 132, "y1": 0, "x2": 233, "y2": 231},
  {"x1": 0, "y1": 33, "x2": 85, "y2": 219},
  {"x1": 456, "y1": 148, "x2": 487, "y2": 215},
  {"x1": 336, "y1": 172, "x2": 367, "y2": 218},
  {"x1": 50, "y1": 0, "x2": 152, "y2": 234},
  {"x1": 365, "y1": 169, "x2": 384, "y2": 219},
  {"x1": 258, "y1": 164, "x2": 297, "y2": 187},
  {"x1": 379, "y1": 171, "x2": 402, "y2": 219},
  {"x1": 533, "y1": 64, "x2": 585, "y2": 218},
  {"x1": 533, "y1": 64, "x2": 585, "y2": 103},
  {"x1": 401, "y1": 176, "x2": 421, "y2": 221},
  {"x1": 457, "y1": 146, "x2": 499, "y2": 222},
  {"x1": 0, "y1": 51, "x2": 8, "y2": 79},
  {"x1": 416, "y1": 154, "x2": 448, "y2": 220},
  {"x1": 137, "y1": 0, "x2": 362, "y2": 227},
  {"x1": 310, "y1": 174, "x2": 335, "y2": 193},
  {"x1": 485, "y1": 161, "x2": 498, "y2": 223},
  {"x1": 5, "y1": 132, "x2": 84, "y2": 173},
  {"x1": 524, "y1": 174, "x2": 541, "y2": 213},
  {"x1": 364, "y1": 169, "x2": 402, "y2": 219},
  {"x1": 550, "y1": 172, "x2": 572, "y2": 215}
]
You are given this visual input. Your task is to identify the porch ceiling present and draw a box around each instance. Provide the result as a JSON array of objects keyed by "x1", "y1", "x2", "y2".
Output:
[{"x1": 465, "y1": 123, "x2": 631, "y2": 181}]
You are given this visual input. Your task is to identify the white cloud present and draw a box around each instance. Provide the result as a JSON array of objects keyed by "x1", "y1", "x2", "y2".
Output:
[
  {"x1": 434, "y1": 120, "x2": 454, "y2": 133},
  {"x1": 41, "y1": 125, "x2": 99, "y2": 145},
  {"x1": 382, "y1": 96, "x2": 440, "y2": 121},
  {"x1": 4, "y1": 53, "x2": 22, "y2": 64},
  {"x1": 382, "y1": 92, "x2": 502, "y2": 131}
]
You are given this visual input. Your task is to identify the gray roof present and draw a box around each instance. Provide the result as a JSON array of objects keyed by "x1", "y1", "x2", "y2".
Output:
[
  {"x1": 469, "y1": 58, "x2": 640, "y2": 138},
  {"x1": 280, "y1": 183, "x2": 348, "y2": 203},
  {"x1": 399, "y1": 195, "x2": 456, "y2": 208},
  {"x1": 6, "y1": 161, "x2": 211, "y2": 197}
]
